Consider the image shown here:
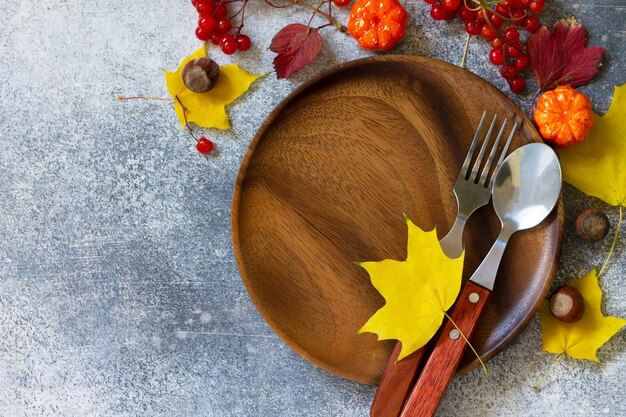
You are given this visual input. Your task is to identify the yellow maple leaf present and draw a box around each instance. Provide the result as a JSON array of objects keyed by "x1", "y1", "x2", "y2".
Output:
[
  {"x1": 358, "y1": 217, "x2": 464, "y2": 361},
  {"x1": 164, "y1": 46, "x2": 260, "y2": 130},
  {"x1": 557, "y1": 84, "x2": 626, "y2": 206},
  {"x1": 540, "y1": 270, "x2": 626, "y2": 361}
]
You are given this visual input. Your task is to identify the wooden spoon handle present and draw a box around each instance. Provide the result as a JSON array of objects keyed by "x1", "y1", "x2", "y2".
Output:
[
  {"x1": 399, "y1": 282, "x2": 491, "y2": 417},
  {"x1": 370, "y1": 342, "x2": 427, "y2": 417}
]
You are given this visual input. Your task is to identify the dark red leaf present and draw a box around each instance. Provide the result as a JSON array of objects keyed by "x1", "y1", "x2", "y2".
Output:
[
  {"x1": 269, "y1": 23, "x2": 322, "y2": 79},
  {"x1": 527, "y1": 19, "x2": 605, "y2": 91}
]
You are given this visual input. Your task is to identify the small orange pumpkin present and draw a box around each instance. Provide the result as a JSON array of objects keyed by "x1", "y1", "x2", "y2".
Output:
[{"x1": 534, "y1": 85, "x2": 595, "y2": 148}]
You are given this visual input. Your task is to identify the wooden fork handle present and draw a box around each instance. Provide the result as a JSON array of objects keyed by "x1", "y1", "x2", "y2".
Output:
[
  {"x1": 399, "y1": 282, "x2": 491, "y2": 417},
  {"x1": 370, "y1": 342, "x2": 427, "y2": 417}
]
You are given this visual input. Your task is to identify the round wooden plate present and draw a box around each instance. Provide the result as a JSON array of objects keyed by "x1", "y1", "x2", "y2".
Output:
[{"x1": 232, "y1": 56, "x2": 563, "y2": 385}]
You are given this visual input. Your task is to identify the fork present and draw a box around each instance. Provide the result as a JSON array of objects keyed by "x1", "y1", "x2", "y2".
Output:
[
  {"x1": 439, "y1": 112, "x2": 517, "y2": 258},
  {"x1": 370, "y1": 111, "x2": 518, "y2": 417}
]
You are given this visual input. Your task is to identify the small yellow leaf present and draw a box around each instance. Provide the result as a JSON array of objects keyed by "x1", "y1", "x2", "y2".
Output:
[
  {"x1": 164, "y1": 46, "x2": 260, "y2": 130},
  {"x1": 557, "y1": 84, "x2": 626, "y2": 206},
  {"x1": 540, "y1": 270, "x2": 626, "y2": 361},
  {"x1": 358, "y1": 217, "x2": 464, "y2": 361}
]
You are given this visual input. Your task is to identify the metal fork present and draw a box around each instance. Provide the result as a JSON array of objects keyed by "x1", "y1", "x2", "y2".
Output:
[
  {"x1": 439, "y1": 111, "x2": 517, "y2": 258},
  {"x1": 370, "y1": 111, "x2": 519, "y2": 417}
]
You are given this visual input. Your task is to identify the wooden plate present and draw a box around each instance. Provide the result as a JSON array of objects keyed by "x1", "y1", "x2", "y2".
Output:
[{"x1": 232, "y1": 56, "x2": 563, "y2": 385}]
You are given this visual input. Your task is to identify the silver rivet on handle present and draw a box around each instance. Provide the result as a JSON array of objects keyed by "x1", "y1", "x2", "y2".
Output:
[{"x1": 469, "y1": 292, "x2": 480, "y2": 303}]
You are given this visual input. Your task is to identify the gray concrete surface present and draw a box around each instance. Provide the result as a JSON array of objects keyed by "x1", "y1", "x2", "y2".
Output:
[{"x1": 0, "y1": 1, "x2": 625, "y2": 416}]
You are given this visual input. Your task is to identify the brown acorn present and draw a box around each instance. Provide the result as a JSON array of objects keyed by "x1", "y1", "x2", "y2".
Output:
[
  {"x1": 549, "y1": 286, "x2": 585, "y2": 323},
  {"x1": 575, "y1": 209, "x2": 609, "y2": 242},
  {"x1": 181, "y1": 58, "x2": 220, "y2": 93}
]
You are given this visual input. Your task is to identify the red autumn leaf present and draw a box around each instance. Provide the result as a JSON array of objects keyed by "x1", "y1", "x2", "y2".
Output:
[
  {"x1": 270, "y1": 23, "x2": 323, "y2": 79},
  {"x1": 527, "y1": 19, "x2": 605, "y2": 92}
]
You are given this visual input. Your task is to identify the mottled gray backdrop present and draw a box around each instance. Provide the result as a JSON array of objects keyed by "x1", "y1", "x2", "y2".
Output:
[{"x1": 0, "y1": 0, "x2": 625, "y2": 416}]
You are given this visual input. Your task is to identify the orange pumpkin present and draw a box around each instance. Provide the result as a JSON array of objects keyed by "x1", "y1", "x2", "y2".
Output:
[{"x1": 534, "y1": 85, "x2": 595, "y2": 148}]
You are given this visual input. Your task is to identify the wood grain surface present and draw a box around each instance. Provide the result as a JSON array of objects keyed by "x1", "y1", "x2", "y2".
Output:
[{"x1": 231, "y1": 56, "x2": 564, "y2": 385}]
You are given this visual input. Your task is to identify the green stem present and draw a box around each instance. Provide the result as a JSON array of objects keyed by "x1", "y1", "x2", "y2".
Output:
[
  {"x1": 598, "y1": 204, "x2": 623, "y2": 277},
  {"x1": 444, "y1": 312, "x2": 488, "y2": 374},
  {"x1": 460, "y1": 33, "x2": 471, "y2": 68},
  {"x1": 532, "y1": 353, "x2": 564, "y2": 391}
]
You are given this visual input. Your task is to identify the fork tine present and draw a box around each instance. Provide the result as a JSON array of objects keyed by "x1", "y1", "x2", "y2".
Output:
[
  {"x1": 493, "y1": 121, "x2": 518, "y2": 180},
  {"x1": 478, "y1": 119, "x2": 507, "y2": 186},
  {"x1": 461, "y1": 111, "x2": 487, "y2": 178},
  {"x1": 471, "y1": 115, "x2": 498, "y2": 182}
]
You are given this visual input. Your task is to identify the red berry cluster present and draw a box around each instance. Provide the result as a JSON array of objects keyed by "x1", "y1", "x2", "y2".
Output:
[
  {"x1": 192, "y1": 0, "x2": 252, "y2": 55},
  {"x1": 425, "y1": 0, "x2": 545, "y2": 93}
]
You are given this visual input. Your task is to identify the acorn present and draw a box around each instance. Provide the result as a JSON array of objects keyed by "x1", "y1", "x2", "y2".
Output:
[
  {"x1": 181, "y1": 57, "x2": 220, "y2": 93},
  {"x1": 575, "y1": 209, "x2": 609, "y2": 242},
  {"x1": 549, "y1": 286, "x2": 585, "y2": 323}
]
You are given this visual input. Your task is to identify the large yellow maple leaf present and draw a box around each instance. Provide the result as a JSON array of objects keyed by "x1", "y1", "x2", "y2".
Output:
[
  {"x1": 557, "y1": 84, "x2": 626, "y2": 206},
  {"x1": 164, "y1": 46, "x2": 260, "y2": 130},
  {"x1": 358, "y1": 217, "x2": 464, "y2": 361},
  {"x1": 540, "y1": 270, "x2": 626, "y2": 361}
]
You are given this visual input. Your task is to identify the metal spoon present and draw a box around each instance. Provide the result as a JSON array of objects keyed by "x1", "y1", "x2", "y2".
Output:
[
  {"x1": 471, "y1": 142, "x2": 562, "y2": 291},
  {"x1": 400, "y1": 143, "x2": 562, "y2": 417}
]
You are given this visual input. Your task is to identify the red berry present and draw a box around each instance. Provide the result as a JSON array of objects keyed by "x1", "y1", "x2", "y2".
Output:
[
  {"x1": 529, "y1": 0, "x2": 545, "y2": 14},
  {"x1": 195, "y1": 26, "x2": 210, "y2": 41},
  {"x1": 424, "y1": 0, "x2": 438, "y2": 4},
  {"x1": 235, "y1": 34, "x2": 251, "y2": 51},
  {"x1": 442, "y1": 0, "x2": 461, "y2": 11},
  {"x1": 196, "y1": 137, "x2": 214, "y2": 154},
  {"x1": 465, "y1": 20, "x2": 481, "y2": 35},
  {"x1": 501, "y1": 65, "x2": 517, "y2": 79},
  {"x1": 490, "y1": 13, "x2": 504, "y2": 27},
  {"x1": 196, "y1": 2, "x2": 213, "y2": 15},
  {"x1": 505, "y1": 44, "x2": 522, "y2": 57},
  {"x1": 495, "y1": 2, "x2": 511, "y2": 17},
  {"x1": 489, "y1": 48, "x2": 505, "y2": 65},
  {"x1": 221, "y1": 41, "x2": 237, "y2": 55},
  {"x1": 217, "y1": 18, "x2": 231, "y2": 32},
  {"x1": 475, "y1": 9, "x2": 486, "y2": 22},
  {"x1": 491, "y1": 37, "x2": 504, "y2": 48},
  {"x1": 511, "y1": 9, "x2": 525, "y2": 25},
  {"x1": 509, "y1": 77, "x2": 526, "y2": 93},
  {"x1": 430, "y1": 4, "x2": 447, "y2": 20},
  {"x1": 504, "y1": 27, "x2": 520, "y2": 42},
  {"x1": 219, "y1": 34, "x2": 234, "y2": 46},
  {"x1": 214, "y1": 4, "x2": 227, "y2": 18},
  {"x1": 333, "y1": 0, "x2": 351, "y2": 6},
  {"x1": 525, "y1": 16, "x2": 540, "y2": 32},
  {"x1": 443, "y1": 8, "x2": 456, "y2": 20},
  {"x1": 192, "y1": 0, "x2": 198, "y2": 6},
  {"x1": 209, "y1": 32, "x2": 222, "y2": 45},
  {"x1": 458, "y1": 5, "x2": 476, "y2": 21},
  {"x1": 515, "y1": 55, "x2": 529, "y2": 70},
  {"x1": 481, "y1": 25, "x2": 496, "y2": 41},
  {"x1": 198, "y1": 15, "x2": 216, "y2": 33}
]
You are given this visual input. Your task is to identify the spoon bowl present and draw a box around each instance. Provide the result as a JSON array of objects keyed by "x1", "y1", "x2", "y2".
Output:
[
  {"x1": 471, "y1": 143, "x2": 562, "y2": 291},
  {"x1": 492, "y1": 143, "x2": 562, "y2": 231}
]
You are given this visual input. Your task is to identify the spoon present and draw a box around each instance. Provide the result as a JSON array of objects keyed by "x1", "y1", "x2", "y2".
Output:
[{"x1": 399, "y1": 143, "x2": 562, "y2": 417}]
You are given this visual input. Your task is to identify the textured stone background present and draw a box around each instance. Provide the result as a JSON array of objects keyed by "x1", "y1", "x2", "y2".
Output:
[{"x1": 0, "y1": 1, "x2": 625, "y2": 416}]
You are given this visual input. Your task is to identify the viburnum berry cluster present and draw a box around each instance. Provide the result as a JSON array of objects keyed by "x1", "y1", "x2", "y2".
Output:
[
  {"x1": 426, "y1": 0, "x2": 545, "y2": 93},
  {"x1": 192, "y1": 0, "x2": 252, "y2": 55}
]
